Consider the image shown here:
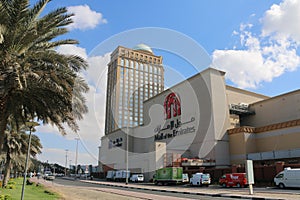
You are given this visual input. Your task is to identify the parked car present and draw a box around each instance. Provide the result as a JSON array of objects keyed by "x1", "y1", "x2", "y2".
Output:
[
  {"x1": 219, "y1": 173, "x2": 247, "y2": 188},
  {"x1": 130, "y1": 174, "x2": 144, "y2": 182},
  {"x1": 190, "y1": 173, "x2": 211, "y2": 186},
  {"x1": 274, "y1": 167, "x2": 300, "y2": 188}
]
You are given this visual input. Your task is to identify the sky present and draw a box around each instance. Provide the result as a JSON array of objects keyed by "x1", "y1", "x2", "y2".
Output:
[{"x1": 31, "y1": 0, "x2": 300, "y2": 167}]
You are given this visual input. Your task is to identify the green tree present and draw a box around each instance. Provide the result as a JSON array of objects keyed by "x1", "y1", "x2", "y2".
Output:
[
  {"x1": 1, "y1": 123, "x2": 42, "y2": 187},
  {"x1": 0, "y1": 0, "x2": 88, "y2": 151}
]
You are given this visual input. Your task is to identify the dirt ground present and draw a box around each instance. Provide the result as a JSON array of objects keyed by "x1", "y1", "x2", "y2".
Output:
[{"x1": 30, "y1": 178, "x2": 141, "y2": 200}]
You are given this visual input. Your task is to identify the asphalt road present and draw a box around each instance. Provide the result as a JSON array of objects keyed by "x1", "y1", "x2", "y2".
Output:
[{"x1": 53, "y1": 178, "x2": 235, "y2": 200}]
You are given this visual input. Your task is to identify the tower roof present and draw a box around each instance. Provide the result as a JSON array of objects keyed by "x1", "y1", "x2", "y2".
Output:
[{"x1": 133, "y1": 43, "x2": 153, "y2": 54}]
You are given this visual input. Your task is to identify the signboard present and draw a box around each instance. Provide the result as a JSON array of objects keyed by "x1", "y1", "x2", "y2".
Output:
[
  {"x1": 154, "y1": 92, "x2": 196, "y2": 141},
  {"x1": 245, "y1": 160, "x2": 254, "y2": 184}
]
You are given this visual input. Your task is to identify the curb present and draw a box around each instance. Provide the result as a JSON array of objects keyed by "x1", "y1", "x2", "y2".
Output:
[{"x1": 76, "y1": 179, "x2": 285, "y2": 200}]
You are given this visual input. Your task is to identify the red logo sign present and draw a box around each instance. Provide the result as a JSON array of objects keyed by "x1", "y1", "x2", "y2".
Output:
[{"x1": 164, "y1": 92, "x2": 181, "y2": 119}]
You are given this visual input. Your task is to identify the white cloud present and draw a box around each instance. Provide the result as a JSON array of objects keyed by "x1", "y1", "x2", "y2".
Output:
[
  {"x1": 67, "y1": 5, "x2": 107, "y2": 30},
  {"x1": 37, "y1": 148, "x2": 96, "y2": 166},
  {"x1": 262, "y1": 0, "x2": 300, "y2": 42},
  {"x1": 211, "y1": 0, "x2": 300, "y2": 89},
  {"x1": 56, "y1": 45, "x2": 88, "y2": 60}
]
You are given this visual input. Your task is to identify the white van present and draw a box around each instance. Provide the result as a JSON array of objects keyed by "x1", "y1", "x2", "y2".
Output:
[
  {"x1": 190, "y1": 173, "x2": 211, "y2": 186},
  {"x1": 274, "y1": 167, "x2": 300, "y2": 188},
  {"x1": 130, "y1": 174, "x2": 144, "y2": 182}
]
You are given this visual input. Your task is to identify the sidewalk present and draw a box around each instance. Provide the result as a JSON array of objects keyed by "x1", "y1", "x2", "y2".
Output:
[{"x1": 79, "y1": 179, "x2": 300, "y2": 200}]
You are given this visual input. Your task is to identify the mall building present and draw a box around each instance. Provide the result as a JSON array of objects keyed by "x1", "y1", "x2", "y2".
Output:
[{"x1": 98, "y1": 45, "x2": 300, "y2": 181}]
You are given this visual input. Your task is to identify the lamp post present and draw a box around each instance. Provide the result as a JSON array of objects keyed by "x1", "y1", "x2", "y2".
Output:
[
  {"x1": 126, "y1": 125, "x2": 129, "y2": 185},
  {"x1": 21, "y1": 121, "x2": 39, "y2": 200},
  {"x1": 75, "y1": 138, "x2": 79, "y2": 179},
  {"x1": 65, "y1": 149, "x2": 68, "y2": 176}
]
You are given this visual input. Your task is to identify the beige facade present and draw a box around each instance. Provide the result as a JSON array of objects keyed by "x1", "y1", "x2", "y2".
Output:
[
  {"x1": 229, "y1": 90, "x2": 300, "y2": 164},
  {"x1": 105, "y1": 45, "x2": 164, "y2": 134},
  {"x1": 100, "y1": 54, "x2": 300, "y2": 179},
  {"x1": 100, "y1": 67, "x2": 275, "y2": 180}
]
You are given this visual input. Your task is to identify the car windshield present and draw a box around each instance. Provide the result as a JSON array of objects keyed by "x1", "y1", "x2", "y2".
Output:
[
  {"x1": 202, "y1": 174, "x2": 210, "y2": 179},
  {"x1": 138, "y1": 175, "x2": 143, "y2": 177},
  {"x1": 276, "y1": 173, "x2": 284, "y2": 178}
]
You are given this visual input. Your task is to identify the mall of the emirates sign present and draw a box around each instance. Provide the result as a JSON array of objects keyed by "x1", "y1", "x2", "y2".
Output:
[{"x1": 154, "y1": 92, "x2": 195, "y2": 141}]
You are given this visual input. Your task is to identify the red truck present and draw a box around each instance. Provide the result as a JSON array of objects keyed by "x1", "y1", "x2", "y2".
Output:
[{"x1": 219, "y1": 173, "x2": 248, "y2": 188}]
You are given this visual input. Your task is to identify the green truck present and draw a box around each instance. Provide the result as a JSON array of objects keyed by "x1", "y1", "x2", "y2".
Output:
[{"x1": 153, "y1": 167, "x2": 183, "y2": 185}]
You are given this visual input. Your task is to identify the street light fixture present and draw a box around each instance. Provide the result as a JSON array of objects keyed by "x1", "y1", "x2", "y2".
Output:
[
  {"x1": 75, "y1": 138, "x2": 79, "y2": 179},
  {"x1": 21, "y1": 121, "x2": 39, "y2": 200},
  {"x1": 65, "y1": 149, "x2": 68, "y2": 176},
  {"x1": 126, "y1": 125, "x2": 129, "y2": 185}
]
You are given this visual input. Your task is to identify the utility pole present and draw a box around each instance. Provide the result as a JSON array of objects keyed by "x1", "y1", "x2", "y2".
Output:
[
  {"x1": 69, "y1": 160, "x2": 72, "y2": 173},
  {"x1": 21, "y1": 121, "x2": 39, "y2": 200},
  {"x1": 65, "y1": 149, "x2": 68, "y2": 176},
  {"x1": 75, "y1": 138, "x2": 79, "y2": 179}
]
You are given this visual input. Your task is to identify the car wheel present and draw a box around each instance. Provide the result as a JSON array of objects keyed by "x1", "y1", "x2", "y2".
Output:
[
  {"x1": 279, "y1": 183, "x2": 285, "y2": 189},
  {"x1": 236, "y1": 183, "x2": 241, "y2": 188},
  {"x1": 222, "y1": 183, "x2": 226, "y2": 188}
]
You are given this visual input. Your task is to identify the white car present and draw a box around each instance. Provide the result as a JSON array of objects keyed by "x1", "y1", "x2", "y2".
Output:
[{"x1": 130, "y1": 174, "x2": 144, "y2": 182}]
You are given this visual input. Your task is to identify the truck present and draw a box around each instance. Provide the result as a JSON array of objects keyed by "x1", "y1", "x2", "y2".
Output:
[
  {"x1": 274, "y1": 167, "x2": 300, "y2": 188},
  {"x1": 106, "y1": 170, "x2": 116, "y2": 181},
  {"x1": 153, "y1": 167, "x2": 183, "y2": 185},
  {"x1": 114, "y1": 170, "x2": 130, "y2": 182},
  {"x1": 219, "y1": 173, "x2": 247, "y2": 188}
]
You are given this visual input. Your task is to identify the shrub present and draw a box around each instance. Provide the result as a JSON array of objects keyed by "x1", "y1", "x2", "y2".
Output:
[
  {"x1": 4, "y1": 194, "x2": 12, "y2": 200},
  {"x1": 44, "y1": 190, "x2": 55, "y2": 195},
  {"x1": 7, "y1": 181, "x2": 16, "y2": 185},
  {"x1": 5, "y1": 185, "x2": 15, "y2": 189},
  {"x1": 0, "y1": 194, "x2": 12, "y2": 200}
]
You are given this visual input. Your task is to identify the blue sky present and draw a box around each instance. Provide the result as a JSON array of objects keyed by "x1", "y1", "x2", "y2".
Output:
[{"x1": 33, "y1": 0, "x2": 300, "y2": 166}]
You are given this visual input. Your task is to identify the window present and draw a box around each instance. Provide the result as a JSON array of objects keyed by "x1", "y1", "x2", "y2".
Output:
[
  {"x1": 276, "y1": 174, "x2": 284, "y2": 178},
  {"x1": 154, "y1": 67, "x2": 157, "y2": 74},
  {"x1": 120, "y1": 58, "x2": 124, "y2": 66},
  {"x1": 130, "y1": 61, "x2": 134, "y2": 68},
  {"x1": 135, "y1": 62, "x2": 139, "y2": 70}
]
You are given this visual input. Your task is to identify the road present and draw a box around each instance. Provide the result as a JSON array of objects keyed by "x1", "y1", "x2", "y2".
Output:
[{"x1": 51, "y1": 178, "x2": 235, "y2": 200}]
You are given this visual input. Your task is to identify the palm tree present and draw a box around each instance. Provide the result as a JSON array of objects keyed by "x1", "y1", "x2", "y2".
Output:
[
  {"x1": 1, "y1": 123, "x2": 42, "y2": 187},
  {"x1": 0, "y1": 0, "x2": 89, "y2": 151}
]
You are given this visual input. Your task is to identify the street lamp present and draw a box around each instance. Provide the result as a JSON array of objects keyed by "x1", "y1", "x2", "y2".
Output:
[
  {"x1": 21, "y1": 121, "x2": 39, "y2": 200},
  {"x1": 126, "y1": 126, "x2": 129, "y2": 185},
  {"x1": 75, "y1": 138, "x2": 79, "y2": 179},
  {"x1": 65, "y1": 149, "x2": 68, "y2": 176}
]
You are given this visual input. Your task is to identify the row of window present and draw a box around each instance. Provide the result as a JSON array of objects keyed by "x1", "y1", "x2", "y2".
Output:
[
  {"x1": 120, "y1": 58, "x2": 162, "y2": 75},
  {"x1": 120, "y1": 48, "x2": 161, "y2": 63}
]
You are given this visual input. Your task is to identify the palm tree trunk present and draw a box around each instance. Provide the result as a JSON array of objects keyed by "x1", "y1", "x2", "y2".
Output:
[
  {"x1": 0, "y1": 115, "x2": 8, "y2": 155},
  {"x1": 0, "y1": 97, "x2": 8, "y2": 154},
  {"x1": 2, "y1": 153, "x2": 11, "y2": 188}
]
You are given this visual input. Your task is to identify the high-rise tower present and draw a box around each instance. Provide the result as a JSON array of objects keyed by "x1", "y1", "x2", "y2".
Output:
[{"x1": 105, "y1": 44, "x2": 164, "y2": 135}]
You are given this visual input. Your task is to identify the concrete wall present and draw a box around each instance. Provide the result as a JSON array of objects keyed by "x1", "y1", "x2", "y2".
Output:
[
  {"x1": 229, "y1": 125, "x2": 300, "y2": 164},
  {"x1": 242, "y1": 90, "x2": 300, "y2": 127},
  {"x1": 226, "y1": 86, "x2": 269, "y2": 105}
]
